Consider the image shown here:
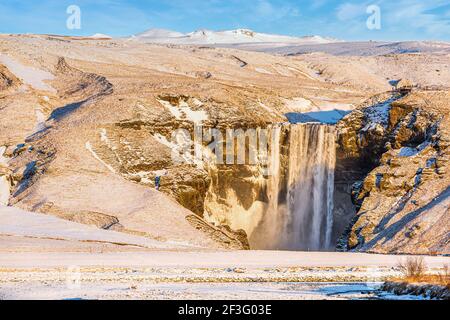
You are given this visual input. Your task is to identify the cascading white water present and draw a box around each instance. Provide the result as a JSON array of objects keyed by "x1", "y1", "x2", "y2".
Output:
[
  {"x1": 286, "y1": 124, "x2": 336, "y2": 250},
  {"x1": 251, "y1": 124, "x2": 336, "y2": 251}
]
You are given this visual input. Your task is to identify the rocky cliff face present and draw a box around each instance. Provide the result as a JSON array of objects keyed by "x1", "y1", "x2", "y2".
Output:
[
  {"x1": 81, "y1": 87, "x2": 449, "y2": 253},
  {"x1": 1, "y1": 35, "x2": 448, "y2": 253},
  {"x1": 0, "y1": 65, "x2": 19, "y2": 91},
  {"x1": 84, "y1": 92, "x2": 276, "y2": 249},
  {"x1": 336, "y1": 90, "x2": 449, "y2": 254}
]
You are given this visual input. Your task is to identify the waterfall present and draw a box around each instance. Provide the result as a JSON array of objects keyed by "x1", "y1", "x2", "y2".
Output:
[
  {"x1": 251, "y1": 124, "x2": 336, "y2": 251},
  {"x1": 286, "y1": 124, "x2": 336, "y2": 251},
  {"x1": 252, "y1": 125, "x2": 286, "y2": 247}
]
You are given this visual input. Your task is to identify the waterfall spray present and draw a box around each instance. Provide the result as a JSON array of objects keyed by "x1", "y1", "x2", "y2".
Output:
[{"x1": 251, "y1": 124, "x2": 336, "y2": 251}]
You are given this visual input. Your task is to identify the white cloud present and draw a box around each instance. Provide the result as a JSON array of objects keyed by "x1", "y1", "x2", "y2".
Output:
[{"x1": 383, "y1": 1, "x2": 450, "y2": 37}]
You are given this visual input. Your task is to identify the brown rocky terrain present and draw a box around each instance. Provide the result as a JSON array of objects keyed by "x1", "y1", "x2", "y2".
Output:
[
  {"x1": 0, "y1": 34, "x2": 448, "y2": 254},
  {"x1": 337, "y1": 90, "x2": 449, "y2": 254}
]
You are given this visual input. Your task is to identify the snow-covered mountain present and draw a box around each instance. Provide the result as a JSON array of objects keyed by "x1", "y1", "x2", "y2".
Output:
[
  {"x1": 131, "y1": 28, "x2": 340, "y2": 45},
  {"x1": 90, "y1": 33, "x2": 112, "y2": 39},
  {"x1": 134, "y1": 28, "x2": 185, "y2": 39}
]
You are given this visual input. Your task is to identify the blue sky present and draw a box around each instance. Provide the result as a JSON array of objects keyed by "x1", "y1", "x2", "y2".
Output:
[{"x1": 0, "y1": 0, "x2": 449, "y2": 41}]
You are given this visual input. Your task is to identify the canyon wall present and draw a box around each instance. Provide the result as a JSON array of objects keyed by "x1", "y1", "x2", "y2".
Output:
[
  {"x1": 205, "y1": 124, "x2": 337, "y2": 250},
  {"x1": 336, "y1": 90, "x2": 449, "y2": 255}
]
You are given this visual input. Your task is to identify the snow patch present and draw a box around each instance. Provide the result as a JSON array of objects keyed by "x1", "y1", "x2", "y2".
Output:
[
  {"x1": 284, "y1": 97, "x2": 313, "y2": 112},
  {"x1": 0, "y1": 146, "x2": 9, "y2": 166},
  {"x1": 153, "y1": 133, "x2": 204, "y2": 169},
  {"x1": 100, "y1": 129, "x2": 117, "y2": 151},
  {"x1": 255, "y1": 67, "x2": 273, "y2": 75},
  {"x1": 34, "y1": 107, "x2": 46, "y2": 133},
  {"x1": 0, "y1": 54, "x2": 55, "y2": 92},
  {"x1": 258, "y1": 102, "x2": 278, "y2": 116},
  {"x1": 85, "y1": 142, "x2": 116, "y2": 173},
  {"x1": 0, "y1": 206, "x2": 195, "y2": 249},
  {"x1": 416, "y1": 141, "x2": 430, "y2": 152},
  {"x1": 192, "y1": 98, "x2": 203, "y2": 107},
  {"x1": 157, "y1": 99, "x2": 208, "y2": 125},
  {"x1": 398, "y1": 147, "x2": 419, "y2": 157},
  {"x1": 398, "y1": 141, "x2": 430, "y2": 157},
  {"x1": 365, "y1": 100, "x2": 393, "y2": 127},
  {"x1": 313, "y1": 99, "x2": 354, "y2": 111}
]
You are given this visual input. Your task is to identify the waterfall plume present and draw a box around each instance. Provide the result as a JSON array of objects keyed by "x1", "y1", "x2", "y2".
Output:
[{"x1": 251, "y1": 124, "x2": 336, "y2": 251}]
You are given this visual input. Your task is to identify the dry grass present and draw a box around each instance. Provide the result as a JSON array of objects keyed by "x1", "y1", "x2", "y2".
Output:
[
  {"x1": 437, "y1": 264, "x2": 450, "y2": 287},
  {"x1": 396, "y1": 257, "x2": 449, "y2": 287},
  {"x1": 397, "y1": 256, "x2": 427, "y2": 279}
]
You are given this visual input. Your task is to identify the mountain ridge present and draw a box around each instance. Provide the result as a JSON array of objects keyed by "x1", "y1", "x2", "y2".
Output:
[{"x1": 131, "y1": 28, "x2": 341, "y2": 45}]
